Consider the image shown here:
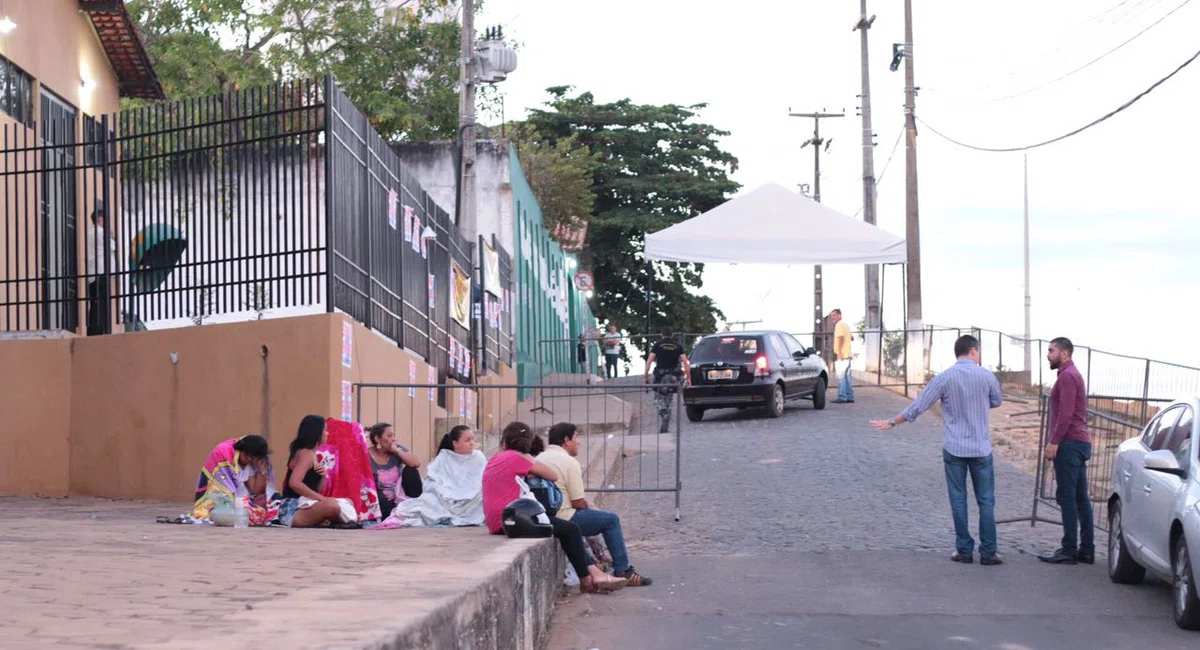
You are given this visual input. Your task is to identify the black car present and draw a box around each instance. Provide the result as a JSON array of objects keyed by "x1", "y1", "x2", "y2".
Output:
[{"x1": 683, "y1": 330, "x2": 828, "y2": 421}]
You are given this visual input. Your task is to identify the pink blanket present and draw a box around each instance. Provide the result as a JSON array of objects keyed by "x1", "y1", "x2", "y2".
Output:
[{"x1": 319, "y1": 419, "x2": 382, "y2": 522}]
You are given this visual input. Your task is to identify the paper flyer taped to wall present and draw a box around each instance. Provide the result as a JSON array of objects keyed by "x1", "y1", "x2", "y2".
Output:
[{"x1": 388, "y1": 189, "x2": 398, "y2": 230}]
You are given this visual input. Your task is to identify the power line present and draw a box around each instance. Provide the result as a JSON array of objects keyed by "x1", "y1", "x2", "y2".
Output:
[
  {"x1": 918, "y1": 44, "x2": 1200, "y2": 153},
  {"x1": 854, "y1": 127, "x2": 904, "y2": 218},
  {"x1": 986, "y1": 0, "x2": 1192, "y2": 103}
]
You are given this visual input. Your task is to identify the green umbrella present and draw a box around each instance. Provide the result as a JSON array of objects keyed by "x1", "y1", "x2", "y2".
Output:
[{"x1": 129, "y1": 223, "x2": 187, "y2": 293}]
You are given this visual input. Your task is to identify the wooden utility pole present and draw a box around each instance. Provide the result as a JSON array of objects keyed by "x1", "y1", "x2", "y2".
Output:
[
  {"x1": 1023, "y1": 153, "x2": 1032, "y2": 374},
  {"x1": 789, "y1": 110, "x2": 844, "y2": 353},
  {"x1": 901, "y1": 0, "x2": 923, "y2": 383},
  {"x1": 855, "y1": 0, "x2": 881, "y2": 372},
  {"x1": 456, "y1": 0, "x2": 477, "y2": 231}
]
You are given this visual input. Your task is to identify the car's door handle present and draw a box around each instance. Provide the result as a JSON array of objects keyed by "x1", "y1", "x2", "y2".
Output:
[
  {"x1": 1143, "y1": 484, "x2": 1153, "y2": 494},
  {"x1": 1123, "y1": 470, "x2": 1131, "y2": 480}
]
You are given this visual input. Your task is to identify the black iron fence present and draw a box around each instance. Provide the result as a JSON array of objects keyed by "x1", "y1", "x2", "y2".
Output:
[{"x1": 0, "y1": 77, "x2": 514, "y2": 382}]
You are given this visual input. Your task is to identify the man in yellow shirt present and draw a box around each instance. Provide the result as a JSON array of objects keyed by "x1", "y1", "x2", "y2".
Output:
[
  {"x1": 831, "y1": 308, "x2": 854, "y2": 403},
  {"x1": 537, "y1": 422, "x2": 652, "y2": 586}
]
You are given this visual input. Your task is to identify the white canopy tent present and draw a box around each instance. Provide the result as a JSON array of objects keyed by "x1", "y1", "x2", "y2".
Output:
[{"x1": 643, "y1": 182, "x2": 906, "y2": 265}]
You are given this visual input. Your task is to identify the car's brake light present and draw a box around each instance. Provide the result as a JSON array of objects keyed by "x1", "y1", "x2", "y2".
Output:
[{"x1": 755, "y1": 355, "x2": 769, "y2": 376}]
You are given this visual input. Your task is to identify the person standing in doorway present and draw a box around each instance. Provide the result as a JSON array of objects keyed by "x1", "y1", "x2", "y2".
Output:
[
  {"x1": 871, "y1": 334, "x2": 1005, "y2": 565},
  {"x1": 644, "y1": 327, "x2": 691, "y2": 433},
  {"x1": 85, "y1": 202, "x2": 116, "y2": 336},
  {"x1": 1038, "y1": 337, "x2": 1095, "y2": 565},
  {"x1": 602, "y1": 324, "x2": 622, "y2": 379},
  {"x1": 831, "y1": 309, "x2": 854, "y2": 403},
  {"x1": 576, "y1": 334, "x2": 588, "y2": 374}
]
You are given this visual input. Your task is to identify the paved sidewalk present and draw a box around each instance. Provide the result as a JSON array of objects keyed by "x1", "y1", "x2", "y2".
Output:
[{"x1": 1, "y1": 497, "x2": 557, "y2": 649}]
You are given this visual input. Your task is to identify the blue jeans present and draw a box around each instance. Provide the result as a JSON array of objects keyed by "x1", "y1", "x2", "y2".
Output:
[
  {"x1": 571, "y1": 508, "x2": 631, "y2": 573},
  {"x1": 1054, "y1": 440, "x2": 1094, "y2": 555},
  {"x1": 837, "y1": 359, "x2": 854, "y2": 401},
  {"x1": 943, "y1": 450, "x2": 997, "y2": 557}
]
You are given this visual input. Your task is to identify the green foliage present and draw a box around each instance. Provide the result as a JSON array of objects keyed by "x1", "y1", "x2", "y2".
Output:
[
  {"x1": 127, "y1": 0, "x2": 462, "y2": 141},
  {"x1": 525, "y1": 87, "x2": 739, "y2": 353},
  {"x1": 506, "y1": 122, "x2": 597, "y2": 234}
]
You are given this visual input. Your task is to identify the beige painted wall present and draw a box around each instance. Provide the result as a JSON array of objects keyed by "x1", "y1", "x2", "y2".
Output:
[
  {"x1": 0, "y1": 313, "x2": 522, "y2": 499},
  {"x1": 68, "y1": 315, "x2": 333, "y2": 501},
  {"x1": 0, "y1": 0, "x2": 121, "y2": 118},
  {"x1": 0, "y1": 0, "x2": 124, "y2": 333},
  {"x1": 0, "y1": 338, "x2": 73, "y2": 495}
]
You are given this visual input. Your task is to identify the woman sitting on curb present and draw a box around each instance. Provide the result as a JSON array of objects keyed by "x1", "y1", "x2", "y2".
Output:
[
  {"x1": 277, "y1": 415, "x2": 344, "y2": 528},
  {"x1": 482, "y1": 422, "x2": 627, "y2": 594},
  {"x1": 192, "y1": 434, "x2": 277, "y2": 523},
  {"x1": 365, "y1": 422, "x2": 424, "y2": 520}
]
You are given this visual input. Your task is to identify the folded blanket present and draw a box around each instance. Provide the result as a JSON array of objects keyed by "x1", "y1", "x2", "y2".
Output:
[{"x1": 320, "y1": 419, "x2": 383, "y2": 522}]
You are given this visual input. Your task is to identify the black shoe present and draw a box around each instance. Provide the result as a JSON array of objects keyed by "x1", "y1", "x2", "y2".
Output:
[
  {"x1": 1038, "y1": 549, "x2": 1078, "y2": 565},
  {"x1": 1077, "y1": 551, "x2": 1095, "y2": 565},
  {"x1": 980, "y1": 555, "x2": 1004, "y2": 566},
  {"x1": 951, "y1": 553, "x2": 974, "y2": 564},
  {"x1": 833, "y1": 399, "x2": 855, "y2": 404}
]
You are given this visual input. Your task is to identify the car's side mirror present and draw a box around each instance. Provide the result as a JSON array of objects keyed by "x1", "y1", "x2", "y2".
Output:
[
  {"x1": 805, "y1": 347, "x2": 816, "y2": 356},
  {"x1": 792, "y1": 351, "x2": 806, "y2": 360},
  {"x1": 1144, "y1": 449, "x2": 1187, "y2": 478}
]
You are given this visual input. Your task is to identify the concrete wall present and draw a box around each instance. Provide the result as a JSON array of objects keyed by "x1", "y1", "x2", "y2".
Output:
[
  {"x1": 0, "y1": 337, "x2": 74, "y2": 496},
  {"x1": 391, "y1": 139, "x2": 516, "y2": 256},
  {"x1": 0, "y1": 311, "x2": 526, "y2": 499},
  {"x1": 68, "y1": 314, "x2": 334, "y2": 500},
  {"x1": 382, "y1": 539, "x2": 565, "y2": 650}
]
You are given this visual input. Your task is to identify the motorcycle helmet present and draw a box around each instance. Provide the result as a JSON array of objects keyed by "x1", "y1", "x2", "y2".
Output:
[{"x1": 502, "y1": 498, "x2": 553, "y2": 538}]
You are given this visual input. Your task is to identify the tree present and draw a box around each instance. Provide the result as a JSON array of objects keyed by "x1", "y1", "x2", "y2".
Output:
[
  {"x1": 525, "y1": 87, "x2": 739, "y2": 352},
  {"x1": 505, "y1": 122, "x2": 597, "y2": 234},
  {"x1": 127, "y1": 0, "x2": 462, "y2": 141}
]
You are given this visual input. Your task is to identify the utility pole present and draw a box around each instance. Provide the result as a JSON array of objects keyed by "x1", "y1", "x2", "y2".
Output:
[
  {"x1": 1023, "y1": 153, "x2": 1032, "y2": 375},
  {"x1": 855, "y1": 0, "x2": 881, "y2": 373},
  {"x1": 456, "y1": 0, "x2": 477, "y2": 233},
  {"x1": 891, "y1": 0, "x2": 923, "y2": 384},
  {"x1": 789, "y1": 109, "x2": 844, "y2": 358}
]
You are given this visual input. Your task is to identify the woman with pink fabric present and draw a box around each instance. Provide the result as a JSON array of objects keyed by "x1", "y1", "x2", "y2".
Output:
[{"x1": 192, "y1": 434, "x2": 277, "y2": 524}]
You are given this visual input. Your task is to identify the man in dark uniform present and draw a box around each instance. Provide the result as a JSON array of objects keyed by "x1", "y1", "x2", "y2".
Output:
[{"x1": 643, "y1": 327, "x2": 691, "y2": 433}]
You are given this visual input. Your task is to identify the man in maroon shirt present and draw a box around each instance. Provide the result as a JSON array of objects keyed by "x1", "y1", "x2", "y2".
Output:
[{"x1": 1039, "y1": 337, "x2": 1095, "y2": 565}]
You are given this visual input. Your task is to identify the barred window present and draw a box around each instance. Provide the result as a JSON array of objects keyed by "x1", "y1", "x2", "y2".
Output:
[{"x1": 0, "y1": 56, "x2": 34, "y2": 127}]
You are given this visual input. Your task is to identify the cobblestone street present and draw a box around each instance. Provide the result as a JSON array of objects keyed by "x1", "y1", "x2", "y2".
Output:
[{"x1": 548, "y1": 386, "x2": 1196, "y2": 650}]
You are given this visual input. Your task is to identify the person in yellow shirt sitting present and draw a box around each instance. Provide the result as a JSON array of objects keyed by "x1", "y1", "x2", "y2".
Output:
[
  {"x1": 536, "y1": 422, "x2": 653, "y2": 587},
  {"x1": 831, "y1": 308, "x2": 855, "y2": 403}
]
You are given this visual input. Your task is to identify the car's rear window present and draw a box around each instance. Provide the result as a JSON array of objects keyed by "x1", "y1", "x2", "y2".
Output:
[{"x1": 691, "y1": 336, "x2": 761, "y2": 364}]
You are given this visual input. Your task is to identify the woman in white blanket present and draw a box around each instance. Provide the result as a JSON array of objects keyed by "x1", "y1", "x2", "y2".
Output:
[{"x1": 380, "y1": 425, "x2": 487, "y2": 527}]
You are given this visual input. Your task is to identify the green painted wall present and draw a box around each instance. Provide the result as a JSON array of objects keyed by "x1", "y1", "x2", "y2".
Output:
[{"x1": 510, "y1": 146, "x2": 598, "y2": 390}]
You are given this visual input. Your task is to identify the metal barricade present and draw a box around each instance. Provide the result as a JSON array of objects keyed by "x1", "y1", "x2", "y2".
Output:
[{"x1": 354, "y1": 379, "x2": 685, "y2": 520}]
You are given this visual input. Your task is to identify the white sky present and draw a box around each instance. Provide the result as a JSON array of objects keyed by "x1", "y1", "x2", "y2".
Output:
[{"x1": 476, "y1": 0, "x2": 1200, "y2": 369}]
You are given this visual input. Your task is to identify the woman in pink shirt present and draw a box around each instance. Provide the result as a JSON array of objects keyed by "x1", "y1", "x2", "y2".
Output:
[{"x1": 483, "y1": 422, "x2": 627, "y2": 593}]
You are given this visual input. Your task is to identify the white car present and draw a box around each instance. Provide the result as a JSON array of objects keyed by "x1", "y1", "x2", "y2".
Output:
[{"x1": 1107, "y1": 396, "x2": 1200, "y2": 630}]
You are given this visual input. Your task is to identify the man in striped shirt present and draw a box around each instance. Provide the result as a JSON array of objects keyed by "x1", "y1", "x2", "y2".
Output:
[{"x1": 872, "y1": 334, "x2": 1005, "y2": 565}]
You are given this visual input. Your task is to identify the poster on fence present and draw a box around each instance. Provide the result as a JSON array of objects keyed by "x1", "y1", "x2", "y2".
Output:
[
  {"x1": 388, "y1": 189, "x2": 398, "y2": 230},
  {"x1": 465, "y1": 390, "x2": 474, "y2": 422},
  {"x1": 428, "y1": 274, "x2": 436, "y2": 309},
  {"x1": 451, "y1": 261, "x2": 471, "y2": 328},
  {"x1": 341, "y1": 320, "x2": 353, "y2": 369},
  {"x1": 421, "y1": 225, "x2": 434, "y2": 259},
  {"x1": 464, "y1": 348, "x2": 471, "y2": 379},
  {"x1": 448, "y1": 338, "x2": 457, "y2": 372},
  {"x1": 341, "y1": 380, "x2": 353, "y2": 421},
  {"x1": 403, "y1": 204, "x2": 412, "y2": 241},
  {"x1": 408, "y1": 361, "x2": 416, "y2": 398},
  {"x1": 482, "y1": 239, "x2": 502, "y2": 297},
  {"x1": 457, "y1": 389, "x2": 466, "y2": 418},
  {"x1": 427, "y1": 366, "x2": 436, "y2": 402}
]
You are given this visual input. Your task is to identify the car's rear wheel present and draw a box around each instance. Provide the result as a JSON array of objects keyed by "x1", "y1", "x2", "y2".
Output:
[
  {"x1": 766, "y1": 384, "x2": 784, "y2": 418},
  {"x1": 686, "y1": 406, "x2": 705, "y2": 423},
  {"x1": 812, "y1": 376, "x2": 827, "y2": 410},
  {"x1": 1173, "y1": 534, "x2": 1200, "y2": 630},
  {"x1": 1108, "y1": 500, "x2": 1146, "y2": 584}
]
